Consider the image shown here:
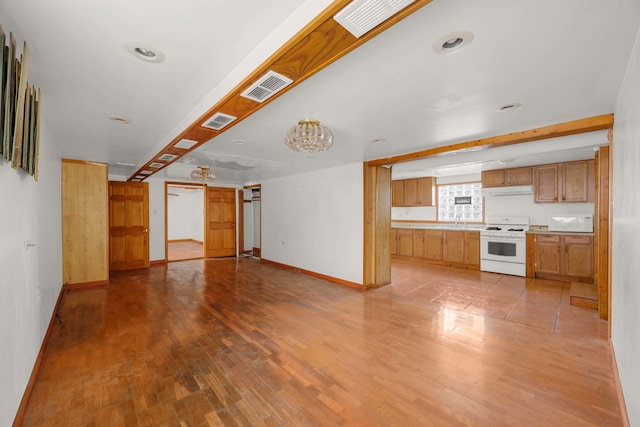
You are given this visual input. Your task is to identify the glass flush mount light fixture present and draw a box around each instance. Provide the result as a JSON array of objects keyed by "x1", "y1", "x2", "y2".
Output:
[
  {"x1": 285, "y1": 119, "x2": 333, "y2": 153},
  {"x1": 190, "y1": 166, "x2": 215, "y2": 182}
]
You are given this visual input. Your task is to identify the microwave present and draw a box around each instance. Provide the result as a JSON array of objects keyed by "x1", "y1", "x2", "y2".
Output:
[{"x1": 548, "y1": 213, "x2": 594, "y2": 233}]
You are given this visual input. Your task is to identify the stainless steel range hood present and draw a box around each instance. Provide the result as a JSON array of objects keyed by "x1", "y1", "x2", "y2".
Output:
[{"x1": 481, "y1": 185, "x2": 534, "y2": 197}]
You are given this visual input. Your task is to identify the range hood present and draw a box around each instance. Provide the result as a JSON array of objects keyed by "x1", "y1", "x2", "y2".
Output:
[{"x1": 481, "y1": 185, "x2": 534, "y2": 197}]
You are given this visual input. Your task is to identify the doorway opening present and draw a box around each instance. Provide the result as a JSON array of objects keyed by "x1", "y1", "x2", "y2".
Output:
[
  {"x1": 165, "y1": 182, "x2": 205, "y2": 262},
  {"x1": 241, "y1": 185, "x2": 261, "y2": 258}
]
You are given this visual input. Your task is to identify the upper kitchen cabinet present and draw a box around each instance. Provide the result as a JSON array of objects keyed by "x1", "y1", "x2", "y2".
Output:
[
  {"x1": 534, "y1": 160, "x2": 594, "y2": 203},
  {"x1": 392, "y1": 177, "x2": 435, "y2": 207},
  {"x1": 481, "y1": 167, "x2": 533, "y2": 188}
]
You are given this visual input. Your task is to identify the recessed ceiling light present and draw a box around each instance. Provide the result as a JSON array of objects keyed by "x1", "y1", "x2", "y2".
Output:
[
  {"x1": 234, "y1": 139, "x2": 246, "y2": 145},
  {"x1": 125, "y1": 42, "x2": 165, "y2": 63},
  {"x1": 497, "y1": 102, "x2": 522, "y2": 112},
  {"x1": 433, "y1": 31, "x2": 474, "y2": 55},
  {"x1": 108, "y1": 115, "x2": 131, "y2": 124},
  {"x1": 371, "y1": 138, "x2": 385, "y2": 144}
]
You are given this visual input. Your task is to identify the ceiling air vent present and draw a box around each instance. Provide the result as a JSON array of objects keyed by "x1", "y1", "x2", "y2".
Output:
[
  {"x1": 240, "y1": 71, "x2": 293, "y2": 103},
  {"x1": 202, "y1": 112, "x2": 237, "y2": 130},
  {"x1": 334, "y1": 0, "x2": 416, "y2": 38}
]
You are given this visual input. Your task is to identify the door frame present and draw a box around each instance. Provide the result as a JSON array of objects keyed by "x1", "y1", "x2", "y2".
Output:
[{"x1": 243, "y1": 184, "x2": 261, "y2": 258}]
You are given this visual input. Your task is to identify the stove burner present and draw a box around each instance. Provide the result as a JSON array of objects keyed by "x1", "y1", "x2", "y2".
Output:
[
  {"x1": 508, "y1": 228, "x2": 524, "y2": 232},
  {"x1": 486, "y1": 226, "x2": 502, "y2": 231}
]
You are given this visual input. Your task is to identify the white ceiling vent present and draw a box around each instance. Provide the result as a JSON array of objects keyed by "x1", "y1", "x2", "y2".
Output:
[
  {"x1": 334, "y1": 0, "x2": 416, "y2": 38},
  {"x1": 240, "y1": 71, "x2": 293, "y2": 103},
  {"x1": 202, "y1": 112, "x2": 237, "y2": 130}
]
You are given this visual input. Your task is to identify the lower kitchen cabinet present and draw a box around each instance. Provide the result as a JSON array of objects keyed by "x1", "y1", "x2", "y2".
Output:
[
  {"x1": 391, "y1": 228, "x2": 414, "y2": 257},
  {"x1": 392, "y1": 228, "x2": 479, "y2": 269},
  {"x1": 443, "y1": 231, "x2": 465, "y2": 264},
  {"x1": 534, "y1": 233, "x2": 593, "y2": 281},
  {"x1": 464, "y1": 232, "x2": 480, "y2": 267}
]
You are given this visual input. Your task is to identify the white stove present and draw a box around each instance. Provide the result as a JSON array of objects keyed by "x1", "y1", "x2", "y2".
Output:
[{"x1": 480, "y1": 216, "x2": 530, "y2": 276}]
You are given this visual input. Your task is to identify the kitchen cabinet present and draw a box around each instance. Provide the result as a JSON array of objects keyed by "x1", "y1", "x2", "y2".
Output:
[
  {"x1": 391, "y1": 228, "x2": 414, "y2": 256},
  {"x1": 534, "y1": 160, "x2": 594, "y2": 203},
  {"x1": 425, "y1": 230, "x2": 444, "y2": 261},
  {"x1": 534, "y1": 233, "x2": 593, "y2": 281},
  {"x1": 464, "y1": 232, "x2": 480, "y2": 267},
  {"x1": 392, "y1": 177, "x2": 435, "y2": 207},
  {"x1": 443, "y1": 231, "x2": 465, "y2": 264},
  {"x1": 392, "y1": 227, "x2": 478, "y2": 269},
  {"x1": 481, "y1": 167, "x2": 533, "y2": 188}
]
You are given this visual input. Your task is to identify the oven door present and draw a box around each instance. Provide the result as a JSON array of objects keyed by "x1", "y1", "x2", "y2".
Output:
[{"x1": 480, "y1": 236, "x2": 526, "y2": 264}]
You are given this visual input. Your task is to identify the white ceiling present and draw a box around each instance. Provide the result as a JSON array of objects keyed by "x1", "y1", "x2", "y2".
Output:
[{"x1": 2, "y1": 0, "x2": 639, "y2": 184}]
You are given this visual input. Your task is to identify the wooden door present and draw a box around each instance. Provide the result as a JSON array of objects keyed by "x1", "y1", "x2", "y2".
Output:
[
  {"x1": 205, "y1": 187, "x2": 236, "y2": 258},
  {"x1": 443, "y1": 231, "x2": 465, "y2": 263},
  {"x1": 561, "y1": 161, "x2": 589, "y2": 202},
  {"x1": 62, "y1": 160, "x2": 109, "y2": 285},
  {"x1": 109, "y1": 181, "x2": 149, "y2": 271},
  {"x1": 464, "y1": 232, "x2": 480, "y2": 267},
  {"x1": 391, "y1": 180, "x2": 404, "y2": 207},
  {"x1": 534, "y1": 165, "x2": 558, "y2": 203},
  {"x1": 424, "y1": 230, "x2": 443, "y2": 261},
  {"x1": 505, "y1": 167, "x2": 533, "y2": 186},
  {"x1": 397, "y1": 229, "x2": 414, "y2": 257},
  {"x1": 565, "y1": 236, "x2": 594, "y2": 278},
  {"x1": 481, "y1": 170, "x2": 505, "y2": 187},
  {"x1": 416, "y1": 177, "x2": 435, "y2": 206},
  {"x1": 403, "y1": 179, "x2": 418, "y2": 206},
  {"x1": 535, "y1": 235, "x2": 561, "y2": 275},
  {"x1": 413, "y1": 230, "x2": 425, "y2": 258}
]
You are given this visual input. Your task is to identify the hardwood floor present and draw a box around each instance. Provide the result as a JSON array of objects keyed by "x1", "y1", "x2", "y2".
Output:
[
  {"x1": 168, "y1": 240, "x2": 204, "y2": 262},
  {"x1": 22, "y1": 258, "x2": 620, "y2": 426}
]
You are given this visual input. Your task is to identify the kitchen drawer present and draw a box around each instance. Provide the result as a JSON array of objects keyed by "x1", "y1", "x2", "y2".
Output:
[
  {"x1": 464, "y1": 231, "x2": 479, "y2": 240},
  {"x1": 425, "y1": 230, "x2": 443, "y2": 237},
  {"x1": 564, "y1": 235, "x2": 592, "y2": 245},
  {"x1": 536, "y1": 234, "x2": 561, "y2": 243}
]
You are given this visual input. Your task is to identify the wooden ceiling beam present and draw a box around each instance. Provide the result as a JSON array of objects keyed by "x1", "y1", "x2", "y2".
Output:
[
  {"x1": 129, "y1": 0, "x2": 434, "y2": 181},
  {"x1": 365, "y1": 113, "x2": 615, "y2": 167}
]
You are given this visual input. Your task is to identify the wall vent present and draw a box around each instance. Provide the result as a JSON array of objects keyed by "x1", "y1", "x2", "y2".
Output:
[
  {"x1": 334, "y1": 0, "x2": 416, "y2": 38},
  {"x1": 240, "y1": 70, "x2": 293, "y2": 103},
  {"x1": 202, "y1": 112, "x2": 237, "y2": 130}
]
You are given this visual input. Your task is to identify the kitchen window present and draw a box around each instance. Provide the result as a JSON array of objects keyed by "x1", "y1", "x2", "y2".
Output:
[{"x1": 437, "y1": 182, "x2": 483, "y2": 222}]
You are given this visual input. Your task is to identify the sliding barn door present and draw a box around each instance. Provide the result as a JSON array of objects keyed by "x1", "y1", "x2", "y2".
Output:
[
  {"x1": 109, "y1": 181, "x2": 150, "y2": 270},
  {"x1": 205, "y1": 187, "x2": 236, "y2": 257}
]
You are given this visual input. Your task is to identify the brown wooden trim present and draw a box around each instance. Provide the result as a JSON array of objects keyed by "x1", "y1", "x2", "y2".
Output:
[
  {"x1": 526, "y1": 233, "x2": 535, "y2": 278},
  {"x1": 595, "y1": 146, "x2": 610, "y2": 320},
  {"x1": 61, "y1": 158, "x2": 108, "y2": 167},
  {"x1": 150, "y1": 259, "x2": 167, "y2": 266},
  {"x1": 12, "y1": 286, "x2": 66, "y2": 427},
  {"x1": 63, "y1": 280, "x2": 110, "y2": 290},
  {"x1": 129, "y1": 1, "x2": 434, "y2": 181},
  {"x1": 534, "y1": 272, "x2": 593, "y2": 284},
  {"x1": 366, "y1": 114, "x2": 614, "y2": 167},
  {"x1": 261, "y1": 258, "x2": 363, "y2": 290},
  {"x1": 610, "y1": 341, "x2": 630, "y2": 427}
]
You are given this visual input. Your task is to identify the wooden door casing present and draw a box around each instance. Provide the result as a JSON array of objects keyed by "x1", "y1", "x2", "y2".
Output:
[
  {"x1": 109, "y1": 181, "x2": 149, "y2": 271},
  {"x1": 205, "y1": 187, "x2": 237, "y2": 258}
]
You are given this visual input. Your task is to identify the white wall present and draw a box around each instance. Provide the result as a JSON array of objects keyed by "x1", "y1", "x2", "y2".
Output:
[
  {"x1": 0, "y1": 124, "x2": 62, "y2": 426},
  {"x1": 252, "y1": 199, "x2": 261, "y2": 249},
  {"x1": 612, "y1": 24, "x2": 640, "y2": 427},
  {"x1": 261, "y1": 163, "x2": 363, "y2": 285},
  {"x1": 167, "y1": 189, "x2": 203, "y2": 242}
]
